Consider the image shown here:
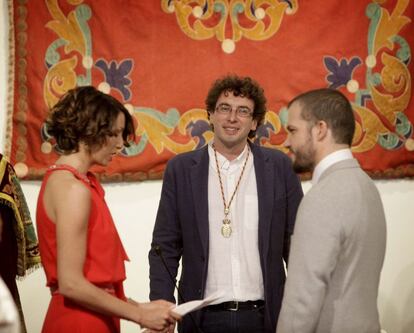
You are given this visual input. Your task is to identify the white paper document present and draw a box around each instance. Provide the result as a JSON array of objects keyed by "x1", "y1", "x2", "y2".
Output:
[{"x1": 172, "y1": 292, "x2": 224, "y2": 316}]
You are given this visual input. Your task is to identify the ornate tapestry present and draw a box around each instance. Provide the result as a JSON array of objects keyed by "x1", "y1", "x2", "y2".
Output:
[{"x1": 5, "y1": 0, "x2": 414, "y2": 180}]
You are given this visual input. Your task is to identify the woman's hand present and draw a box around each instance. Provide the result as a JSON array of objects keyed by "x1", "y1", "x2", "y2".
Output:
[{"x1": 135, "y1": 300, "x2": 180, "y2": 331}]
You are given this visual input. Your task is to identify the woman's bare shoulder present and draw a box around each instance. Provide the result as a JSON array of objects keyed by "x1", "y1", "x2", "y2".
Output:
[{"x1": 45, "y1": 170, "x2": 90, "y2": 200}]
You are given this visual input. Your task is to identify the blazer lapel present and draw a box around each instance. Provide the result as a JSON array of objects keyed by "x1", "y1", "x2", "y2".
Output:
[
  {"x1": 190, "y1": 147, "x2": 210, "y2": 257},
  {"x1": 251, "y1": 144, "x2": 273, "y2": 267}
]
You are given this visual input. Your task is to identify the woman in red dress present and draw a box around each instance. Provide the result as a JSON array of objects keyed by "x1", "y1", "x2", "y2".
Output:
[{"x1": 36, "y1": 86, "x2": 179, "y2": 332}]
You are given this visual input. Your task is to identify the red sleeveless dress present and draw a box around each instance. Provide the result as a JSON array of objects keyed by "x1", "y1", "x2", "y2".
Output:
[{"x1": 36, "y1": 165, "x2": 129, "y2": 333}]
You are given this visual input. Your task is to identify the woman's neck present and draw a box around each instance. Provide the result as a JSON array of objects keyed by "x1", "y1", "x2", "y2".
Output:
[{"x1": 55, "y1": 152, "x2": 91, "y2": 174}]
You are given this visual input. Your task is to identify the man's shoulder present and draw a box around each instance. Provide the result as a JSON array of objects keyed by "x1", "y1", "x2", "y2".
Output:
[
  {"x1": 307, "y1": 163, "x2": 373, "y2": 205},
  {"x1": 319, "y1": 160, "x2": 372, "y2": 188},
  {"x1": 167, "y1": 146, "x2": 208, "y2": 166},
  {"x1": 252, "y1": 144, "x2": 288, "y2": 159},
  {"x1": 251, "y1": 144, "x2": 291, "y2": 164}
]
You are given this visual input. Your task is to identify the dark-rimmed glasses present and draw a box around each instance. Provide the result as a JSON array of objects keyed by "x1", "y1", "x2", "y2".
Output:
[{"x1": 215, "y1": 103, "x2": 253, "y2": 118}]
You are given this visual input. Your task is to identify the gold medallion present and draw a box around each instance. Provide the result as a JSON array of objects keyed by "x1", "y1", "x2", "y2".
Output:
[
  {"x1": 213, "y1": 144, "x2": 250, "y2": 239},
  {"x1": 221, "y1": 224, "x2": 232, "y2": 238}
]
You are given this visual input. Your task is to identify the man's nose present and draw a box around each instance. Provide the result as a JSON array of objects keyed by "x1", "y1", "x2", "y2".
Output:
[
  {"x1": 283, "y1": 135, "x2": 291, "y2": 148},
  {"x1": 227, "y1": 108, "x2": 238, "y2": 121}
]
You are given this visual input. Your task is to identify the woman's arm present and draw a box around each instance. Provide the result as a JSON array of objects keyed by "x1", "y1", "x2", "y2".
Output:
[{"x1": 47, "y1": 175, "x2": 179, "y2": 330}]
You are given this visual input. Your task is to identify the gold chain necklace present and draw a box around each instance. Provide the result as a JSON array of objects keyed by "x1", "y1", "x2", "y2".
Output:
[{"x1": 212, "y1": 144, "x2": 250, "y2": 238}]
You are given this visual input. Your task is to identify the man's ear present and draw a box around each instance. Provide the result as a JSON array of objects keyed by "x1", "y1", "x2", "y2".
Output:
[{"x1": 313, "y1": 120, "x2": 329, "y2": 141}]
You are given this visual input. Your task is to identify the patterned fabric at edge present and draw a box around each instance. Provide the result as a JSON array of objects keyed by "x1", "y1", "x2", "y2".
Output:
[
  {"x1": 0, "y1": 153, "x2": 41, "y2": 333},
  {"x1": 36, "y1": 164, "x2": 129, "y2": 333},
  {"x1": 0, "y1": 154, "x2": 41, "y2": 276}
]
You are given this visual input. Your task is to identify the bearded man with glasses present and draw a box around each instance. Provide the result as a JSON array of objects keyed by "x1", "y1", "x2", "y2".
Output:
[{"x1": 149, "y1": 75, "x2": 303, "y2": 333}]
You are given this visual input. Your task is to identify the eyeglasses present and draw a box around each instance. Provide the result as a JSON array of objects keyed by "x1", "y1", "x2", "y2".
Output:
[{"x1": 215, "y1": 103, "x2": 253, "y2": 118}]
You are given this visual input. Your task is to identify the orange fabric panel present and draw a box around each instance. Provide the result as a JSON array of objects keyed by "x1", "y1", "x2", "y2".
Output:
[{"x1": 7, "y1": 0, "x2": 414, "y2": 180}]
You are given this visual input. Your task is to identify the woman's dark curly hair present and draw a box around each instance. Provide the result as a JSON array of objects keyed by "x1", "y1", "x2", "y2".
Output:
[
  {"x1": 205, "y1": 75, "x2": 267, "y2": 138},
  {"x1": 46, "y1": 86, "x2": 135, "y2": 154}
]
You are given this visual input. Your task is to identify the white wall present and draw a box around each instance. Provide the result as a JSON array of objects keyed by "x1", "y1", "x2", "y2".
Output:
[{"x1": 1, "y1": 2, "x2": 413, "y2": 333}]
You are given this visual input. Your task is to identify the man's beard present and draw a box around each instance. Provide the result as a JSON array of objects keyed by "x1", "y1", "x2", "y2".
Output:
[{"x1": 291, "y1": 142, "x2": 316, "y2": 174}]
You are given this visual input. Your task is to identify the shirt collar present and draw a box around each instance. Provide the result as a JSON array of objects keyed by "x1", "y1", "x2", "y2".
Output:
[
  {"x1": 312, "y1": 148, "x2": 353, "y2": 185},
  {"x1": 208, "y1": 142, "x2": 249, "y2": 171}
]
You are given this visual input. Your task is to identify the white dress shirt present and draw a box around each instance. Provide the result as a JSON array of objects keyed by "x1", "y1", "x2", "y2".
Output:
[
  {"x1": 205, "y1": 143, "x2": 264, "y2": 303},
  {"x1": 312, "y1": 148, "x2": 354, "y2": 185}
]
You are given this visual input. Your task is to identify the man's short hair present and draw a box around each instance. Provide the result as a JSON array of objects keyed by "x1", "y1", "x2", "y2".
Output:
[
  {"x1": 288, "y1": 88, "x2": 355, "y2": 146},
  {"x1": 46, "y1": 86, "x2": 135, "y2": 154},
  {"x1": 205, "y1": 75, "x2": 267, "y2": 138}
]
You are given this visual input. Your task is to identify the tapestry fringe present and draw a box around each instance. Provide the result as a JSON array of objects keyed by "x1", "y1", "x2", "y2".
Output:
[{"x1": 5, "y1": 0, "x2": 15, "y2": 158}]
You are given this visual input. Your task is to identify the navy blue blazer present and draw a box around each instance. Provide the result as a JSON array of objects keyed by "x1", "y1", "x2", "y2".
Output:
[{"x1": 149, "y1": 143, "x2": 303, "y2": 333}]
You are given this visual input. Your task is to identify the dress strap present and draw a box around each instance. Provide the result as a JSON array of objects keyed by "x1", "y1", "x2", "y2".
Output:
[{"x1": 47, "y1": 164, "x2": 91, "y2": 186}]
